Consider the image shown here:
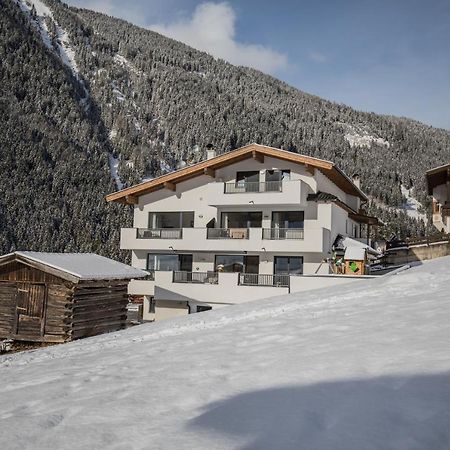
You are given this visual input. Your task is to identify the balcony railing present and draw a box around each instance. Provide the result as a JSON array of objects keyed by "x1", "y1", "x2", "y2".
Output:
[
  {"x1": 173, "y1": 271, "x2": 219, "y2": 284},
  {"x1": 224, "y1": 181, "x2": 282, "y2": 193},
  {"x1": 238, "y1": 273, "x2": 290, "y2": 288},
  {"x1": 262, "y1": 228, "x2": 304, "y2": 240},
  {"x1": 207, "y1": 228, "x2": 249, "y2": 239},
  {"x1": 137, "y1": 228, "x2": 183, "y2": 239}
]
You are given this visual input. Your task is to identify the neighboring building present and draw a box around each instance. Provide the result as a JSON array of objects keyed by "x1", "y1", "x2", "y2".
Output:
[
  {"x1": 0, "y1": 252, "x2": 148, "y2": 342},
  {"x1": 107, "y1": 144, "x2": 379, "y2": 321},
  {"x1": 426, "y1": 163, "x2": 450, "y2": 233}
]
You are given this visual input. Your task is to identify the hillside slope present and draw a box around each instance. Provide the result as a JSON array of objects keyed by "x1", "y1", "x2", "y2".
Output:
[
  {"x1": 2, "y1": 0, "x2": 450, "y2": 256},
  {"x1": 1, "y1": 257, "x2": 450, "y2": 449}
]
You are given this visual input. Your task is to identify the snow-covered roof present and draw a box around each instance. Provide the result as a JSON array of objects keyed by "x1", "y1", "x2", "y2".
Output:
[
  {"x1": 344, "y1": 247, "x2": 366, "y2": 261},
  {"x1": 0, "y1": 251, "x2": 148, "y2": 281}
]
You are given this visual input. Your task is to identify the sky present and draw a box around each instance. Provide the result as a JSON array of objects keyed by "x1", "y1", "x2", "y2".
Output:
[{"x1": 67, "y1": 0, "x2": 450, "y2": 131}]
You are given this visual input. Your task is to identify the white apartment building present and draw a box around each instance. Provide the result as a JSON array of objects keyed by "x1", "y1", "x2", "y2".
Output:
[
  {"x1": 107, "y1": 144, "x2": 379, "y2": 321},
  {"x1": 426, "y1": 163, "x2": 450, "y2": 233}
]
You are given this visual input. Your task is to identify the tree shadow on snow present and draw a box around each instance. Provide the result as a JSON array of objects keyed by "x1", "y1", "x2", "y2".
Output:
[{"x1": 188, "y1": 372, "x2": 450, "y2": 450}]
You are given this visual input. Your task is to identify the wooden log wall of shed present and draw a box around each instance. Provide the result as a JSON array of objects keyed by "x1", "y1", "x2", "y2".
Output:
[
  {"x1": 0, "y1": 261, "x2": 66, "y2": 284},
  {"x1": 0, "y1": 282, "x2": 17, "y2": 339},
  {"x1": 70, "y1": 281, "x2": 129, "y2": 339}
]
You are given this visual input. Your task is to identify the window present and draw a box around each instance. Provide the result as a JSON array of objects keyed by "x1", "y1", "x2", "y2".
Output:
[
  {"x1": 196, "y1": 305, "x2": 212, "y2": 313},
  {"x1": 236, "y1": 171, "x2": 260, "y2": 192},
  {"x1": 236, "y1": 171, "x2": 260, "y2": 184},
  {"x1": 215, "y1": 255, "x2": 259, "y2": 273},
  {"x1": 274, "y1": 256, "x2": 303, "y2": 275},
  {"x1": 148, "y1": 296, "x2": 155, "y2": 314},
  {"x1": 221, "y1": 212, "x2": 262, "y2": 228},
  {"x1": 272, "y1": 211, "x2": 304, "y2": 229},
  {"x1": 266, "y1": 170, "x2": 289, "y2": 191},
  {"x1": 147, "y1": 254, "x2": 193, "y2": 272},
  {"x1": 148, "y1": 212, "x2": 194, "y2": 229}
]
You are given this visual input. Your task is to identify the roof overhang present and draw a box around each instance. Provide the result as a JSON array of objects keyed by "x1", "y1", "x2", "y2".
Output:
[
  {"x1": 106, "y1": 143, "x2": 368, "y2": 205},
  {"x1": 426, "y1": 163, "x2": 450, "y2": 195}
]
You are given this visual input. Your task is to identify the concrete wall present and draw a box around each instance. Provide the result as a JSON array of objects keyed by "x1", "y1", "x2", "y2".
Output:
[
  {"x1": 154, "y1": 300, "x2": 189, "y2": 321},
  {"x1": 290, "y1": 274, "x2": 374, "y2": 293},
  {"x1": 385, "y1": 241, "x2": 450, "y2": 265},
  {"x1": 153, "y1": 271, "x2": 289, "y2": 305}
]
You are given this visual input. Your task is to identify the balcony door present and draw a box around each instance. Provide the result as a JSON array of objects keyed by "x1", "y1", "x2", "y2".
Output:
[
  {"x1": 215, "y1": 255, "x2": 259, "y2": 274},
  {"x1": 221, "y1": 212, "x2": 262, "y2": 229},
  {"x1": 274, "y1": 256, "x2": 303, "y2": 275},
  {"x1": 147, "y1": 254, "x2": 193, "y2": 273},
  {"x1": 148, "y1": 212, "x2": 194, "y2": 229},
  {"x1": 270, "y1": 211, "x2": 304, "y2": 239},
  {"x1": 265, "y1": 170, "x2": 289, "y2": 191},
  {"x1": 236, "y1": 171, "x2": 260, "y2": 192}
]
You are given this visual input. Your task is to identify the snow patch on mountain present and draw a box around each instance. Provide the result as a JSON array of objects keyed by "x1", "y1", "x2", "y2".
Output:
[
  {"x1": 113, "y1": 54, "x2": 144, "y2": 76},
  {"x1": 17, "y1": 0, "x2": 89, "y2": 107},
  {"x1": 108, "y1": 154, "x2": 124, "y2": 190},
  {"x1": 343, "y1": 124, "x2": 390, "y2": 148}
]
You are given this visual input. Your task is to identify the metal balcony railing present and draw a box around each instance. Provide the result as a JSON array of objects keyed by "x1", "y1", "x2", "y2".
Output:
[
  {"x1": 224, "y1": 181, "x2": 282, "y2": 193},
  {"x1": 207, "y1": 228, "x2": 249, "y2": 239},
  {"x1": 262, "y1": 228, "x2": 304, "y2": 240},
  {"x1": 137, "y1": 228, "x2": 183, "y2": 239},
  {"x1": 172, "y1": 271, "x2": 219, "y2": 284},
  {"x1": 238, "y1": 273, "x2": 290, "y2": 288}
]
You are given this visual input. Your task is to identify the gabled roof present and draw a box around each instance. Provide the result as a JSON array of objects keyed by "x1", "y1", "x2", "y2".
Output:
[
  {"x1": 106, "y1": 143, "x2": 368, "y2": 204},
  {"x1": 0, "y1": 251, "x2": 148, "y2": 283},
  {"x1": 426, "y1": 163, "x2": 450, "y2": 195}
]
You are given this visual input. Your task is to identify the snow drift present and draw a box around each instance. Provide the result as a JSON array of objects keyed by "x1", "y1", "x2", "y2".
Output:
[{"x1": 1, "y1": 257, "x2": 450, "y2": 449}]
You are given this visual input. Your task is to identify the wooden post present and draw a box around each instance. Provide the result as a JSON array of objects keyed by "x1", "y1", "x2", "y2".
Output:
[
  {"x1": 126, "y1": 195, "x2": 138, "y2": 205},
  {"x1": 252, "y1": 151, "x2": 264, "y2": 163},
  {"x1": 305, "y1": 164, "x2": 315, "y2": 175},
  {"x1": 164, "y1": 181, "x2": 176, "y2": 191},
  {"x1": 203, "y1": 167, "x2": 215, "y2": 177}
]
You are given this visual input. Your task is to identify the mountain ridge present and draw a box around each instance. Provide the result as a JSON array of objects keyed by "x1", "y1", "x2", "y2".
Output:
[{"x1": 1, "y1": 0, "x2": 450, "y2": 257}]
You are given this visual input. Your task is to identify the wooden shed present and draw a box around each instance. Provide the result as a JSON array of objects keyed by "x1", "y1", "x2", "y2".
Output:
[
  {"x1": 0, "y1": 252, "x2": 148, "y2": 343},
  {"x1": 343, "y1": 247, "x2": 368, "y2": 275}
]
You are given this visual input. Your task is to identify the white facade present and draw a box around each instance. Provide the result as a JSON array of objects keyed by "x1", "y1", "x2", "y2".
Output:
[{"x1": 116, "y1": 150, "x2": 369, "y2": 321}]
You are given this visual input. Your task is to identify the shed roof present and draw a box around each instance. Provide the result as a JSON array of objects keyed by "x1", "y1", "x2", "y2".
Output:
[
  {"x1": 106, "y1": 143, "x2": 368, "y2": 204},
  {"x1": 0, "y1": 252, "x2": 148, "y2": 283},
  {"x1": 344, "y1": 247, "x2": 366, "y2": 261}
]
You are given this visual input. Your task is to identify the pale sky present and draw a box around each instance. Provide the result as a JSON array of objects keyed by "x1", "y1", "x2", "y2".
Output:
[{"x1": 68, "y1": 0, "x2": 450, "y2": 131}]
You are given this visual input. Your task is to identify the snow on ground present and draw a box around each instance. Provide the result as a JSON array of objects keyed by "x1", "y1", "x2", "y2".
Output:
[
  {"x1": 1, "y1": 257, "x2": 450, "y2": 449},
  {"x1": 401, "y1": 184, "x2": 427, "y2": 222},
  {"x1": 108, "y1": 154, "x2": 124, "y2": 190}
]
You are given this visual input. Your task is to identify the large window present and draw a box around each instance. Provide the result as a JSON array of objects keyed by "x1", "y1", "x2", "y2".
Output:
[
  {"x1": 221, "y1": 212, "x2": 262, "y2": 228},
  {"x1": 274, "y1": 256, "x2": 303, "y2": 275},
  {"x1": 272, "y1": 211, "x2": 304, "y2": 229},
  {"x1": 147, "y1": 254, "x2": 193, "y2": 272},
  {"x1": 215, "y1": 255, "x2": 259, "y2": 273},
  {"x1": 148, "y1": 212, "x2": 194, "y2": 229}
]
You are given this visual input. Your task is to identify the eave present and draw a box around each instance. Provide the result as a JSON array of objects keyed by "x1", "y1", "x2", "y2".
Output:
[{"x1": 106, "y1": 144, "x2": 368, "y2": 205}]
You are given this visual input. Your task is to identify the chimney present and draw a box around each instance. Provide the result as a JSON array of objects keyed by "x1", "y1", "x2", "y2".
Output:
[
  {"x1": 352, "y1": 173, "x2": 361, "y2": 189},
  {"x1": 206, "y1": 143, "x2": 216, "y2": 160}
]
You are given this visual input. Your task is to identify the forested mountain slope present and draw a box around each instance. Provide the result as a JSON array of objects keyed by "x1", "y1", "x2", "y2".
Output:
[{"x1": 1, "y1": 0, "x2": 450, "y2": 257}]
